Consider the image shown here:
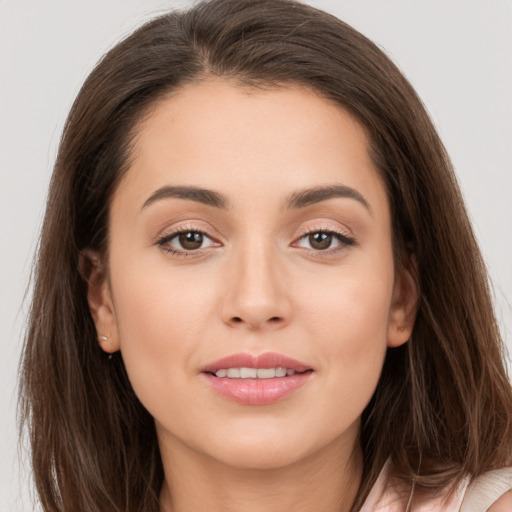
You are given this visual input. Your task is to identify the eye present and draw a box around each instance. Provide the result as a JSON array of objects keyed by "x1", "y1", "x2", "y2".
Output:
[
  {"x1": 157, "y1": 230, "x2": 217, "y2": 253},
  {"x1": 294, "y1": 230, "x2": 355, "y2": 251}
]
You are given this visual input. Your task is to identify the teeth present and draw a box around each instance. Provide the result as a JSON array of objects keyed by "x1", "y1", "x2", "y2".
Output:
[
  {"x1": 257, "y1": 368, "x2": 275, "y2": 379},
  {"x1": 214, "y1": 367, "x2": 296, "y2": 379},
  {"x1": 240, "y1": 367, "x2": 257, "y2": 378}
]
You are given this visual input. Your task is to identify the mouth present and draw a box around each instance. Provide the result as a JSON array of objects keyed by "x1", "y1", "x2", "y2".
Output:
[
  {"x1": 207, "y1": 367, "x2": 312, "y2": 379},
  {"x1": 201, "y1": 352, "x2": 314, "y2": 405},
  {"x1": 202, "y1": 351, "x2": 313, "y2": 376}
]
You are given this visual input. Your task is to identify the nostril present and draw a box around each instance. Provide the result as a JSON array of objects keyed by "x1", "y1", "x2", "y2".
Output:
[{"x1": 229, "y1": 315, "x2": 283, "y2": 327}]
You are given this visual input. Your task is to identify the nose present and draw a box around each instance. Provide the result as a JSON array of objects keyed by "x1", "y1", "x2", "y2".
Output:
[{"x1": 220, "y1": 242, "x2": 292, "y2": 331}]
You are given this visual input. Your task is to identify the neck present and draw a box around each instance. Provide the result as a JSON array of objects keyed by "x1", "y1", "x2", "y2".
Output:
[{"x1": 158, "y1": 431, "x2": 363, "y2": 512}]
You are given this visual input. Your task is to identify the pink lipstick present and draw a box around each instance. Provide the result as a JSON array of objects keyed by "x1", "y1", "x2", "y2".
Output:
[{"x1": 201, "y1": 352, "x2": 313, "y2": 405}]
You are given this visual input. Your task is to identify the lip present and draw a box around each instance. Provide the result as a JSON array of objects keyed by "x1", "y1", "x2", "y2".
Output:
[
  {"x1": 202, "y1": 352, "x2": 312, "y2": 373},
  {"x1": 201, "y1": 352, "x2": 313, "y2": 405}
]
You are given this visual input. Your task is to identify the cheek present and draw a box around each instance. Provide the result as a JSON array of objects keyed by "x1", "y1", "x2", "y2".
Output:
[
  {"x1": 301, "y1": 255, "x2": 394, "y2": 347},
  {"x1": 108, "y1": 257, "x2": 213, "y2": 411},
  {"x1": 299, "y1": 260, "x2": 394, "y2": 413},
  {"x1": 111, "y1": 250, "x2": 216, "y2": 341}
]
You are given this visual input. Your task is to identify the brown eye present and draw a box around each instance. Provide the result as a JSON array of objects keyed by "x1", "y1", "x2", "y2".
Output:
[
  {"x1": 157, "y1": 229, "x2": 218, "y2": 255},
  {"x1": 308, "y1": 232, "x2": 333, "y2": 250},
  {"x1": 157, "y1": 230, "x2": 219, "y2": 255},
  {"x1": 178, "y1": 232, "x2": 204, "y2": 250},
  {"x1": 294, "y1": 229, "x2": 355, "y2": 253}
]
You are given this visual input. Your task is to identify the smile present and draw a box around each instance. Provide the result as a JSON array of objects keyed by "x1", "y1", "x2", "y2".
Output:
[
  {"x1": 214, "y1": 367, "x2": 298, "y2": 378},
  {"x1": 202, "y1": 352, "x2": 314, "y2": 405}
]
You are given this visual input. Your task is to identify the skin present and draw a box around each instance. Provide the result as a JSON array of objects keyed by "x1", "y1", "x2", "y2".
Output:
[
  {"x1": 488, "y1": 490, "x2": 512, "y2": 511},
  {"x1": 86, "y1": 80, "x2": 418, "y2": 512}
]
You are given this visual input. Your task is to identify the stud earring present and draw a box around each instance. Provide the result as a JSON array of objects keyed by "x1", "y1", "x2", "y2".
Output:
[{"x1": 98, "y1": 335, "x2": 113, "y2": 360}]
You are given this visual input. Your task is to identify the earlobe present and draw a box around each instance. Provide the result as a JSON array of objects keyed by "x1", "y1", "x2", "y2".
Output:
[
  {"x1": 387, "y1": 257, "x2": 419, "y2": 348},
  {"x1": 79, "y1": 249, "x2": 120, "y2": 353}
]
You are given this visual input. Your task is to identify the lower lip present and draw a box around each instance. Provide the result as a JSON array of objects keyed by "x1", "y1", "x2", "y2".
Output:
[{"x1": 202, "y1": 372, "x2": 312, "y2": 405}]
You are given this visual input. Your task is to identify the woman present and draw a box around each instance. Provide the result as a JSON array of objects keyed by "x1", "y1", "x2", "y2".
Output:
[{"x1": 19, "y1": 0, "x2": 512, "y2": 510}]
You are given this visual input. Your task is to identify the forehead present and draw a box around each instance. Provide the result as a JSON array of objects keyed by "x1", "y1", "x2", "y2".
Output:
[
  {"x1": 132, "y1": 79, "x2": 370, "y2": 163},
  {"x1": 114, "y1": 79, "x2": 387, "y2": 215}
]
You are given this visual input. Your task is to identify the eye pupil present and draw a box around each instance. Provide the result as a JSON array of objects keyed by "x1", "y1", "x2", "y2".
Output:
[
  {"x1": 309, "y1": 232, "x2": 332, "y2": 250},
  {"x1": 179, "y1": 232, "x2": 203, "y2": 250}
]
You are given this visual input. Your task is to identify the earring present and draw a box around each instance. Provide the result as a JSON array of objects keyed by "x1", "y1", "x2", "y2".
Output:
[{"x1": 99, "y1": 335, "x2": 113, "y2": 360}]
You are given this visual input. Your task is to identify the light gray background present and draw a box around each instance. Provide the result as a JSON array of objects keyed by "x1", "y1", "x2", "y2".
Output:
[{"x1": 1, "y1": 1, "x2": 511, "y2": 510}]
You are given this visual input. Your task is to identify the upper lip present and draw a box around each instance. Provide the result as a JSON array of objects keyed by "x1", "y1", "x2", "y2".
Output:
[{"x1": 202, "y1": 352, "x2": 313, "y2": 373}]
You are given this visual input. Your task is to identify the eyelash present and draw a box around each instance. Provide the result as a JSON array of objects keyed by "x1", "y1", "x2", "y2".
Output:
[
  {"x1": 293, "y1": 226, "x2": 356, "y2": 255},
  {"x1": 156, "y1": 225, "x2": 356, "y2": 257},
  {"x1": 156, "y1": 225, "x2": 217, "y2": 257}
]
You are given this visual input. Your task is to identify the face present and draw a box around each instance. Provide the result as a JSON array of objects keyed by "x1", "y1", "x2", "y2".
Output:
[{"x1": 87, "y1": 80, "x2": 416, "y2": 471}]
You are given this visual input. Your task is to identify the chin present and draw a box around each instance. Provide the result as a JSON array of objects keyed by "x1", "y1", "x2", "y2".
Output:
[
  {"x1": 212, "y1": 442, "x2": 309, "y2": 471},
  {"x1": 201, "y1": 424, "x2": 344, "y2": 471}
]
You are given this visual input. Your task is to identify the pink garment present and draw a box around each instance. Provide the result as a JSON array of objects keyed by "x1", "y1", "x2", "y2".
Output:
[{"x1": 360, "y1": 460, "x2": 468, "y2": 512}]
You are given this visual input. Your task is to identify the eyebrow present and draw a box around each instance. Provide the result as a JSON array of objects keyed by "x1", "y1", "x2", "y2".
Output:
[
  {"x1": 142, "y1": 186, "x2": 230, "y2": 210},
  {"x1": 141, "y1": 183, "x2": 371, "y2": 214},
  {"x1": 284, "y1": 184, "x2": 372, "y2": 214}
]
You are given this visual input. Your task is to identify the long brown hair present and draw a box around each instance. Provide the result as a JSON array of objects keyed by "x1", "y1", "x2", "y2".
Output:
[{"x1": 19, "y1": 0, "x2": 512, "y2": 510}]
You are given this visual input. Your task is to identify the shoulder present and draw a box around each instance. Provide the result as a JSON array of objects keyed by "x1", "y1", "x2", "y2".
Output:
[
  {"x1": 362, "y1": 463, "x2": 512, "y2": 512},
  {"x1": 486, "y1": 489, "x2": 512, "y2": 512},
  {"x1": 462, "y1": 467, "x2": 512, "y2": 512}
]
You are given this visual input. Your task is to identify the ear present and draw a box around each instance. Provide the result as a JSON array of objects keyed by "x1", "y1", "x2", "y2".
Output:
[
  {"x1": 387, "y1": 256, "x2": 419, "y2": 348},
  {"x1": 79, "y1": 249, "x2": 120, "y2": 354}
]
